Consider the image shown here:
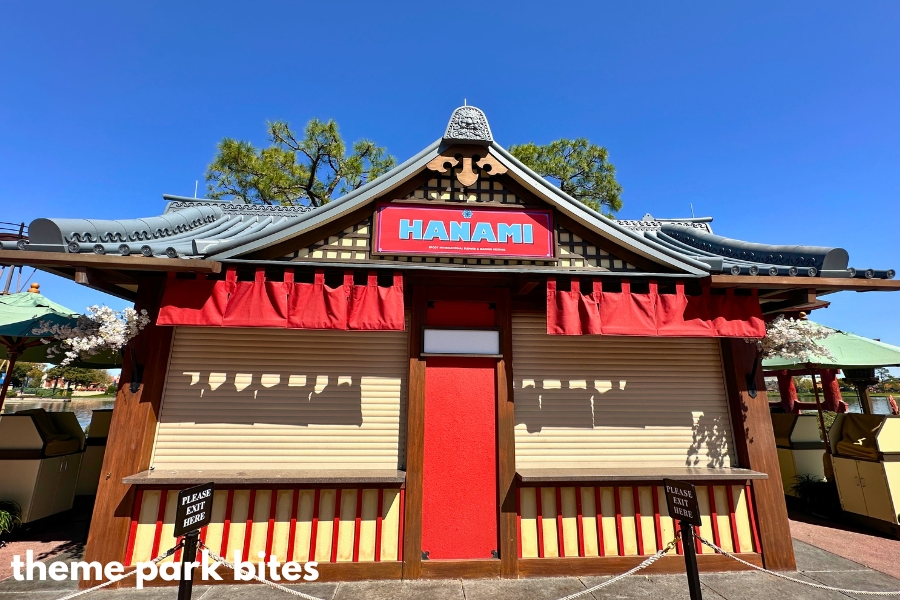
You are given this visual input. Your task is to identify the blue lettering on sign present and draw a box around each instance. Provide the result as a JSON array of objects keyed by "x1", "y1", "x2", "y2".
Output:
[
  {"x1": 470, "y1": 222, "x2": 497, "y2": 243},
  {"x1": 423, "y1": 220, "x2": 450, "y2": 241},
  {"x1": 400, "y1": 219, "x2": 423, "y2": 240},
  {"x1": 449, "y1": 221, "x2": 471, "y2": 242},
  {"x1": 523, "y1": 224, "x2": 533, "y2": 244},
  {"x1": 497, "y1": 223, "x2": 522, "y2": 243}
]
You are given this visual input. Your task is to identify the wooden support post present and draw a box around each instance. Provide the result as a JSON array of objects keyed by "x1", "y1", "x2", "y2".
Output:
[
  {"x1": 720, "y1": 339, "x2": 796, "y2": 571},
  {"x1": 402, "y1": 285, "x2": 427, "y2": 579},
  {"x1": 855, "y1": 382, "x2": 874, "y2": 414},
  {"x1": 0, "y1": 350, "x2": 18, "y2": 413},
  {"x1": 496, "y1": 289, "x2": 518, "y2": 577},
  {"x1": 80, "y1": 276, "x2": 173, "y2": 588}
]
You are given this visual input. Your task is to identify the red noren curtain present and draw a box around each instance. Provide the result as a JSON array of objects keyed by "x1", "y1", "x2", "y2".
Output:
[
  {"x1": 157, "y1": 272, "x2": 230, "y2": 327},
  {"x1": 158, "y1": 268, "x2": 405, "y2": 331},
  {"x1": 599, "y1": 280, "x2": 657, "y2": 336},
  {"x1": 545, "y1": 277, "x2": 765, "y2": 338},
  {"x1": 546, "y1": 279, "x2": 602, "y2": 335},
  {"x1": 223, "y1": 268, "x2": 291, "y2": 328},
  {"x1": 348, "y1": 272, "x2": 405, "y2": 331},
  {"x1": 288, "y1": 271, "x2": 353, "y2": 330}
]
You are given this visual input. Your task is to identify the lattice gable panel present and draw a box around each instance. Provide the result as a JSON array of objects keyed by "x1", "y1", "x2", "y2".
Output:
[
  {"x1": 404, "y1": 171, "x2": 525, "y2": 205},
  {"x1": 285, "y1": 216, "x2": 372, "y2": 261},
  {"x1": 556, "y1": 223, "x2": 637, "y2": 271}
]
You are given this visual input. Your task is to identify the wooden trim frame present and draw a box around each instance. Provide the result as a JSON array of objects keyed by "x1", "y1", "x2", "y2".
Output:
[
  {"x1": 402, "y1": 285, "x2": 427, "y2": 579},
  {"x1": 0, "y1": 249, "x2": 221, "y2": 273},
  {"x1": 720, "y1": 338, "x2": 796, "y2": 571},
  {"x1": 81, "y1": 275, "x2": 175, "y2": 588},
  {"x1": 710, "y1": 274, "x2": 900, "y2": 292},
  {"x1": 496, "y1": 288, "x2": 518, "y2": 577},
  {"x1": 421, "y1": 559, "x2": 502, "y2": 579}
]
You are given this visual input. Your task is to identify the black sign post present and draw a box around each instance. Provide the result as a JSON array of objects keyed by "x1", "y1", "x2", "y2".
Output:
[
  {"x1": 663, "y1": 479, "x2": 703, "y2": 600},
  {"x1": 173, "y1": 482, "x2": 215, "y2": 600}
]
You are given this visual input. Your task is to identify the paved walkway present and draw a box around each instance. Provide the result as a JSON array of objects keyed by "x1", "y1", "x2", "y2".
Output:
[
  {"x1": 2, "y1": 538, "x2": 899, "y2": 599},
  {"x1": 790, "y1": 511, "x2": 900, "y2": 579}
]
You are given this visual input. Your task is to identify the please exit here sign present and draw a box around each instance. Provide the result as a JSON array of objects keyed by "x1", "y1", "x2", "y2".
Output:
[
  {"x1": 663, "y1": 479, "x2": 702, "y2": 526},
  {"x1": 174, "y1": 482, "x2": 215, "y2": 537}
]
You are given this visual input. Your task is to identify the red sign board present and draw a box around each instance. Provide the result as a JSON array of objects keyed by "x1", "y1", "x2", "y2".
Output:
[{"x1": 374, "y1": 204, "x2": 554, "y2": 259}]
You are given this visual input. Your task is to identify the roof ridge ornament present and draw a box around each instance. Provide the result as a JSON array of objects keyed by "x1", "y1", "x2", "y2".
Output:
[{"x1": 443, "y1": 105, "x2": 493, "y2": 143}]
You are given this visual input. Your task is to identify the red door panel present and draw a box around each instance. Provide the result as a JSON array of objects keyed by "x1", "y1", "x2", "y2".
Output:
[{"x1": 421, "y1": 357, "x2": 497, "y2": 560}]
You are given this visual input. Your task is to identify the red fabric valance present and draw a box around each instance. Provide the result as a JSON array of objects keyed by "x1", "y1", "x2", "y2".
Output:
[
  {"x1": 158, "y1": 268, "x2": 404, "y2": 331},
  {"x1": 546, "y1": 277, "x2": 765, "y2": 338}
]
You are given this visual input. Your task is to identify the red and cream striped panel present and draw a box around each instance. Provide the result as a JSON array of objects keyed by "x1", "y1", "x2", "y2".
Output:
[
  {"x1": 517, "y1": 484, "x2": 760, "y2": 558},
  {"x1": 125, "y1": 487, "x2": 404, "y2": 565}
]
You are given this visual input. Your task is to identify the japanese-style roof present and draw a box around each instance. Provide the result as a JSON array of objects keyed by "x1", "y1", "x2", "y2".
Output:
[
  {"x1": 617, "y1": 214, "x2": 894, "y2": 280},
  {"x1": 0, "y1": 106, "x2": 894, "y2": 281},
  {"x1": 762, "y1": 322, "x2": 900, "y2": 370},
  {"x1": 2, "y1": 199, "x2": 314, "y2": 259}
]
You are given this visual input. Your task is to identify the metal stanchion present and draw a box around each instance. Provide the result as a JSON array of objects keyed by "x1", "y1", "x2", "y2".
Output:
[
  {"x1": 679, "y1": 521, "x2": 703, "y2": 600},
  {"x1": 177, "y1": 530, "x2": 200, "y2": 600}
]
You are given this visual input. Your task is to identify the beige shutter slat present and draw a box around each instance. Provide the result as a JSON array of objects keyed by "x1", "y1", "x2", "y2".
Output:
[
  {"x1": 512, "y1": 313, "x2": 736, "y2": 469},
  {"x1": 151, "y1": 326, "x2": 408, "y2": 471}
]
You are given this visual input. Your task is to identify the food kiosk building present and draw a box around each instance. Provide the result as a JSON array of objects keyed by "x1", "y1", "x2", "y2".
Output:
[{"x1": 3, "y1": 106, "x2": 898, "y2": 584}]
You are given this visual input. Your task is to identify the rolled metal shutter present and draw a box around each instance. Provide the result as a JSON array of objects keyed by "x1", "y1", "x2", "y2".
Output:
[
  {"x1": 512, "y1": 313, "x2": 736, "y2": 469},
  {"x1": 151, "y1": 326, "x2": 408, "y2": 470}
]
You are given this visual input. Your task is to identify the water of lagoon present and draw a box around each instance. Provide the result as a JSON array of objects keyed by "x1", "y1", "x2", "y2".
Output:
[{"x1": 1, "y1": 398, "x2": 115, "y2": 431}]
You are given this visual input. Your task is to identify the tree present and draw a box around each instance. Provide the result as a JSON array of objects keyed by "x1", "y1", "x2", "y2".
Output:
[
  {"x1": 206, "y1": 119, "x2": 396, "y2": 207},
  {"x1": 509, "y1": 138, "x2": 623, "y2": 216},
  {"x1": 8, "y1": 362, "x2": 45, "y2": 387},
  {"x1": 45, "y1": 366, "x2": 111, "y2": 390},
  {"x1": 794, "y1": 376, "x2": 814, "y2": 394}
]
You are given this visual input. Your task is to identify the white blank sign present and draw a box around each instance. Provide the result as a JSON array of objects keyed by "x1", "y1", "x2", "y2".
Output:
[{"x1": 423, "y1": 329, "x2": 500, "y2": 355}]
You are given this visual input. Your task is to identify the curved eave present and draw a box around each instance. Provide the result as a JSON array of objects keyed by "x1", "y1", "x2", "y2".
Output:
[{"x1": 488, "y1": 143, "x2": 710, "y2": 276}]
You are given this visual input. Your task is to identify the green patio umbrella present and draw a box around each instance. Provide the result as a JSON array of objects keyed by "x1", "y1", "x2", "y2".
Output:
[
  {"x1": 763, "y1": 321, "x2": 900, "y2": 415},
  {"x1": 0, "y1": 289, "x2": 121, "y2": 411},
  {"x1": 762, "y1": 322, "x2": 900, "y2": 370}
]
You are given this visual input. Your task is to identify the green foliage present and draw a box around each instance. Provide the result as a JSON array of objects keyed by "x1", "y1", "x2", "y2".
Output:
[
  {"x1": 509, "y1": 138, "x2": 623, "y2": 216},
  {"x1": 106, "y1": 383, "x2": 118, "y2": 395},
  {"x1": 206, "y1": 119, "x2": 396, "y2": 207},
  {"x1": 45, "y1": 366, "x2": 111, "y2": 389},
  {"x1": 789, "y1": 474, "x2": 841, "y2": 517},
  {"x1": 9, "y1": 362, "x2": 45, "y2": 387},
  {"x1": 794, "y1": 376, "x2": 813, "y2": 393},
  {"x1": 0, "y1": 501, "x2": 22, "y2": 536}
]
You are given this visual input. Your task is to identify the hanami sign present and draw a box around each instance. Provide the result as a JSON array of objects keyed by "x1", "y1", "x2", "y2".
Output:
[
  {"x1": 173, "y1": 482, "x2": 215, "y2": 537},
  {"x1": 663, "y1": 479, "x2": 702, "y2": 526}
]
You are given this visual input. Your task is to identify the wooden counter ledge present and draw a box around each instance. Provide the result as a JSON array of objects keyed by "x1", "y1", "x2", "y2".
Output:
[
  {"x1": 122, "y1": 469, "x2": 407, "y2": 486},
  {"x1": 516, "y1": 467, "x2": 767, "y2": 483}
]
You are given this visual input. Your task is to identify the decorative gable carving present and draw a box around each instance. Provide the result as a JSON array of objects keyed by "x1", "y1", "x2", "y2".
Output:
[{"x1": 426, "y1": 147, "x2": 507, "y2": 187}]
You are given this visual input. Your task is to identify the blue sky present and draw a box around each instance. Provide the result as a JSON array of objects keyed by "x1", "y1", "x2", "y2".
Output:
[{"x1": 1, "y1": 2, "x2": 898, "y2": 355}]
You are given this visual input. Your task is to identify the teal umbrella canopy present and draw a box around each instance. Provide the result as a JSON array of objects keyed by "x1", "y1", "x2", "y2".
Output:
[
  {"x1": 762, "y1": 321, "x2": 900, "y2": 370},
  {"x1": 0, "y1": 292, "x2": 122, "y2": 368},
  {"x1": 0, "y1": 291, "x2": 79, "y2": 337}
]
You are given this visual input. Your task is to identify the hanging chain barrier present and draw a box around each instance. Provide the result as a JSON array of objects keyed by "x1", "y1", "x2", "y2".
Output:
[
  {"x1": 696, "y1": 534, "x2": 900, "y2": 596},
  {"x1": 52, "y1": 542, "x2": 183, "y2": 600},
  {"x1": 555, "y1": 535, "x2": 681, "y2": 600},
  {"x1": 197, "y1": 541, "x2": 326, "y2": 600}
]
